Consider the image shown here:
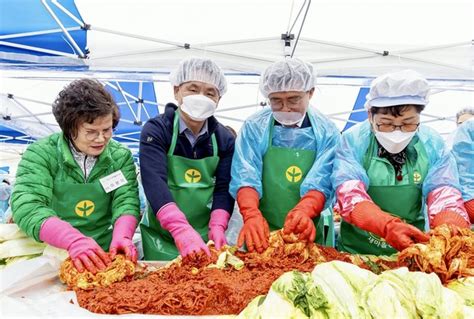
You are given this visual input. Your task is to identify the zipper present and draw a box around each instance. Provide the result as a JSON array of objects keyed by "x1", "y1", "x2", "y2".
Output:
[{"x1": 83, "y1": 156, "x2": 88, "y2": 182}]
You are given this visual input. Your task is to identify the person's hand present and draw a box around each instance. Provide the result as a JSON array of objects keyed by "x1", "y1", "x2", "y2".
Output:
[
  {"x1": 284, "y1": 210, "x2": 316, "y2": 242},
  {"x1": 39, "y1": 217, "x2": 111, "y2": 274},
  {"x1": 236, "y1": 187, "x2": 270, "y2": 253},
  {"x1": 174, "y1": 227, "x2": 210, "y2": 256},
  {"x1": 283, "y1": 190, "x2": 325, "y2": 242},
  {"x1": 157, "y1": 203, "x2": 210, "y2": 257},
  {"x1": 431, "y1": 210, "x2": 470, "y2": 229},
  {"x1": 350, "y1": 200, "x2": 428, "y2": 251},
  {"x1": 68, "y1": 236, "x2": 112, "y2": 274},
  {"x1": 384, "y1": 220, "x2": 429, "y2": 251},
  {"x1": 237, "y1": 213, "x2": 269, "y2": 253},
  {"x1": 109, "y1": 215, "x2": 138, "y2": 262},
  {"x1": 208, "y1": 209, "x2": 230, "y2": 250}
]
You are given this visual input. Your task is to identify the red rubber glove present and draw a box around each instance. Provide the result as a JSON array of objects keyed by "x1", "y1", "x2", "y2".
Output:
[
  {"x1": 236, "y1": 187, "x2": 270, "y2": 253},
  {"x1": 431, "y1": 210, "x2": 470, "y2": 229},
  {"x1": 351, "y1": 201, "x2": 429, "y2": 251},
  {"x1": 283, "y1": 190, "x2": 325, "y2": 242},
  {"x1": 157, "y1": 203, "x2": 210, "y2": 257},
  {"x1": 463, "y1": 200, "x2": 474, "y2": 224},
  {"x1": 39, "y1": 217, "x2": 111, "y2": 274},
  {"x1": 109, "y1": 215, "x2": 138, "y2": 263},
  {"x1": 208, "y1": 209, "x2": 231, "y2": 250}
]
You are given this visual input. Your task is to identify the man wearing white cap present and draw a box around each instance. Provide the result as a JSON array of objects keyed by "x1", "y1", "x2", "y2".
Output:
[
  {"x1": 140, "y1": 57, "x2": 235, "y2": 260},
  {"x1": 332, "y1": 70, "x2": 470, "y2": 255},
  {"x1": 230, "y1": 58, "x2": 339, "y2": 253}
]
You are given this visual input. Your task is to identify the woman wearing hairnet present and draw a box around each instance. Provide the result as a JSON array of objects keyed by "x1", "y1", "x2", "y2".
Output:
[
  {"x1": 451, "y1": 116, "x2": 474, "y2": 224},
  {"x1": 230, "y1": 58, "x2": 339, "y2": 253},
  {"x1": 333, "y1": 70, "x2": 470, "y2": 255},
  {"x1": 139, "y1": 58, "x2": 235, "y2": 260}
]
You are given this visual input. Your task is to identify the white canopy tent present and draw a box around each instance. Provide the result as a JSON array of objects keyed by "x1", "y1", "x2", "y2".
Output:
[{"x1": 1, "y1": 0, "x2": 473, "y2": 173}]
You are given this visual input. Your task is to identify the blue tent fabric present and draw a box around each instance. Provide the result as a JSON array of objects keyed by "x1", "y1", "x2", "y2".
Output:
[
  {"x1": 106, "y1": 81, "x2": 159, "y2": 145},
  {"x1": 0, "y1": 0, "x2": 87, "y2": 60},
  {"x1": 0, "y1": 124, "x2": 35, "y2": 144},
  {"x1": 0, "y1": 81, "x2": 159, "y2": 157},
  {"x1": 342, "y1": 87, "x2": 369, "y2": 132}
]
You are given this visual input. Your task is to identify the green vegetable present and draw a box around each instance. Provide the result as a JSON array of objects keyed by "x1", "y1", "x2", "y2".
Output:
[
  {"x1": 258, "y1": 288, "x2": 308, "y2": 318},
  {"x1": 439, "y1": 286, "x2": 466, "y2": 319},
  {"x1": 0, "y1": 224, "x2": 27, "y2": 242},
  {"x1": 271, "y1": 271, "x2": 311, "y2": 316},
  {"x1": 309, "y1": 261, "x2": 367, "y2": 318},
  {"x1": 447, "y1": 277, "x2": 474, "y2": 307},
  {"x1": 405, "y1": 271, "x2": 444, "y2": 318},
  {"x1": 236, "y1": 295, "x2": 265, "y2": 319},
  {"x1": 360, "y1": 268, "x2": 417, "y2": 319},
  {"x1": 0, "y1": 237, "x2": 46, "y2": 259},
  {"x1": 4, "y1": 254, "x2": 42, "y2": 267},
  {"x1": 208, "y1": 250, "x2": 244, "y2": 270}
]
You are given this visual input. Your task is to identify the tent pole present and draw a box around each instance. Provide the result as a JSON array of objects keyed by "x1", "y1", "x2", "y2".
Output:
[
  {"x1": 0, "y1": 27, "x2": 81, "y2": 40},
  {"x1": 113, "y1": 81, "x2": 139, "y2": 122},
  {"x1": 91, "y1": 26, "x2": 184, "y2": 47},
  {"x1": 90, "y1": 47, "x2": 182, "y2": 61},
  {"x1": 136, "y1": 82, "x2": 143, "y2": 124},
  {"x1": 41, "y1": 0, "x2": 85, "y2": 58},
  {"x1": 51, "y1": 0, "x2": 85, "y2": 27},
  {"x1": 0, "y1": 41, "x2": 78, "y2": 58},
  {"x1": 7, "y1": 97, "x2": 56, "y2": 132},
  {"x1": 393, "y1": 41, "x2": 471, "y2": 55}
]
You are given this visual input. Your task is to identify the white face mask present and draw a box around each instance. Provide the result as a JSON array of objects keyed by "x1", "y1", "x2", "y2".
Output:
[
  {"x1": 180, "y1": 94, "x2": 217, "y2": 121},
  {"x1": 374, "y1": 129, "x2": 417, "y2": 154},
  {"x1": 273, "y1": 111, "x2": 305, "y2": 126}
]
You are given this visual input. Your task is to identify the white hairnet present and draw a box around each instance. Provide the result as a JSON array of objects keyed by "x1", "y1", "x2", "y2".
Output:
[
  {"x1": 169, "y1": 57, "x2": 227, "y2": 95},
  {"x1": 259, "y1": 58, "x2": 316, "y2": 98},
  {"x1": 365, "y1": 69, "x2": 429, "y2": 109}
]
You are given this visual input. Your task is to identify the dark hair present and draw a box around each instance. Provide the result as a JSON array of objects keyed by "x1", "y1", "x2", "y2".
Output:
[
  {"x1": 225, "y1": 125, "x2": 237, "y2": 138},
  {"x1": 52, "y1": 79, "x2": 120, "y2": 140},
  {"x1": 370, "y1": 105, "x2": 425, "y2": 117}
]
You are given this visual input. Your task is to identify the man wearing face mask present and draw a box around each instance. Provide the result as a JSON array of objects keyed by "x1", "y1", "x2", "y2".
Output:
[
  {"x1": 230, "y1": 58, "x2": 339, "y2": 253},
  {"x1": 139, "y1": 58, "x2": 235, "y2": 260},
  {"x1": 332, "y1": 70, "x2": 470, "y2": 255}
]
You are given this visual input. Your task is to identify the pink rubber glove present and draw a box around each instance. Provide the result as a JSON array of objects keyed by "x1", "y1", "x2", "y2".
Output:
[
  {"x1": 157, "y1": 203, "x2": 210, "y2": 257},
  {"x1": 208, "y1": 209, "x2": 230, "y2": 250},
  {"x1": 39, "y1": 217, "x2": 111, "y2": 273},
  {"x1": 109, "y1": 215, "x2": 138, "y2": 262}
]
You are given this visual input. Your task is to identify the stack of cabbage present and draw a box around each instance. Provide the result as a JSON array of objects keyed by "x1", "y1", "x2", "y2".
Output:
[
  {"x1": 0, "y1": 224, "x2": 46, "y2": 269},
  {"x1": 238, "y1": 261, "x2": 474, "y2": 319}
]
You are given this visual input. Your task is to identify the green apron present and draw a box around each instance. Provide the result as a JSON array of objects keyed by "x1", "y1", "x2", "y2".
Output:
[
  {"x1": 338, "y1": 134, "x2": 429, "y2": 255},
  {"x1": 259, "y1": 115, "x2": 332, "y2": 246},
  {"x1": 51, "y1": 143, "x2": 114, "y2": 250},
  {"x1": 140, "y1": 111, "x2": 219, "y2": 260}
]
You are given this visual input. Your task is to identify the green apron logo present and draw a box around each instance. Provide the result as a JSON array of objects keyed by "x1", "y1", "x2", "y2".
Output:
[
  {"x1": 368, "y1": 232, "x2": 389, "y2": 249},
  {"x1": 285, "y1": 165, "x2": 303, "y2": 183},
  {"x1": 413, "y1": 171, "x2": 422, "y2": 184},
  {"x1": 185, "y1": 169, "x2": 202, "y2": 183},
  {"x1": 75, "y1": 200, "x2": 95, "y2": 217}
]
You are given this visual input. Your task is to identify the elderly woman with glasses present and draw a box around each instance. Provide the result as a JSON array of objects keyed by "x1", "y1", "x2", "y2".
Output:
[
  {"x1": 11, "y1": 79, "x2": 140, "y2": 273},
  {"x1": 331, "y1": 70, "x2": 470, "y2": 255}
]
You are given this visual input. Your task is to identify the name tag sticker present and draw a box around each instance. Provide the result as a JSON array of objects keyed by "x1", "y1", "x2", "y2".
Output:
[{"x1": 99, "y1": 170, "x2": 128, "y2": 193}]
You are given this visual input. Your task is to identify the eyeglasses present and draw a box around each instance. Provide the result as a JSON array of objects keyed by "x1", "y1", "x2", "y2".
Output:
[
  {"x1": 376, "y1": 123, "x2": 420, "y2": 133},
  {"x1": 268, "y1": 94, "x2": 307, "y2": 110},
  {"x1": 83, "y1": 128, "x2": 114, "y2": 141}
]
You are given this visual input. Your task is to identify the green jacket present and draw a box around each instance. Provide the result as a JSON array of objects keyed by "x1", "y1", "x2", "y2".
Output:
[{"x1": 12, "y1": 133, "x2": 140, "y2": 242}]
